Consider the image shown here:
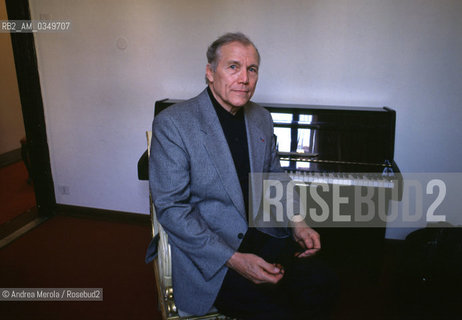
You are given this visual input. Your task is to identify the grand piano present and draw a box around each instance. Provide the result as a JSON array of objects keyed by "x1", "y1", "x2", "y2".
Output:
[{"x1": 147, "y1": 99, "x2": 402, "y2": 279}]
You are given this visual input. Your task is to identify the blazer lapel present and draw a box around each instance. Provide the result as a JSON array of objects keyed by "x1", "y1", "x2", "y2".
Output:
[
  {"x1": 245, "y1": 104, "x2": 267, "y2": 174},
  {"x1": 244, "y1": 104, "x2": 268, "y2": 224},
  {"x1": 197, "y1": 90, "x2": 247, "y2": 218}
]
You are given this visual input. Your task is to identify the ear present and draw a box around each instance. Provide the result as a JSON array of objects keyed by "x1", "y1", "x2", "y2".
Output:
[{"x1": 205, "y1": 64, "x2": 214, "y2": 83}]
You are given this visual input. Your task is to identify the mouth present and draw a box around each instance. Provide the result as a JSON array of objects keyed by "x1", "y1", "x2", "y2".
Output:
[{"x1": 232, "y1": 89, "x2": 249, "y2": 94}]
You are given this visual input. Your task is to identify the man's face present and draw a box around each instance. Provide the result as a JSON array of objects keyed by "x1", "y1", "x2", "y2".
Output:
[{"x1": 206, "y1": 41, "x2": 259, "y2": 114}]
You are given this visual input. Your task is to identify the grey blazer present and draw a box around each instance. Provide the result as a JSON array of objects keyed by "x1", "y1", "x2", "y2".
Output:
[{"x1": 147, "y1": 89, "x2": 290, "y2": 315}]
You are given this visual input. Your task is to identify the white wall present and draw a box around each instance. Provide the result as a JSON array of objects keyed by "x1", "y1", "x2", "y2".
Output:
[
  {"x1": 0, "y1": 0, "x2": 26, "y2": 155},
  {"x1": 29, "y1": 0, "x2": 462, "y2": 239}
]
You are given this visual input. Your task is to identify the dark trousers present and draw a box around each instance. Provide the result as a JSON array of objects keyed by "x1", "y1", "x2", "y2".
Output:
[{"x1": 214, "y1": 228, "x2": 339, "y2": 320}]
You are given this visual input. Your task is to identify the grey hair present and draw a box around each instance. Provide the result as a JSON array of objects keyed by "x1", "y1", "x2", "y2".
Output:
[{"x1": 205, "y1": 32, "x2": 260, "y2": 83}]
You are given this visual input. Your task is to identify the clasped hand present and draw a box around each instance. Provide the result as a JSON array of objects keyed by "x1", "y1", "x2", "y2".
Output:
[
  {"x1": 291, "y1": 220, "x2": 321, "y2": 258},
  {"x1": 227, "y1": 223, "x2": 320, "y2": 284},
  {"x1": 226, "y1": 252, "x2": 284, "y2": 284}
]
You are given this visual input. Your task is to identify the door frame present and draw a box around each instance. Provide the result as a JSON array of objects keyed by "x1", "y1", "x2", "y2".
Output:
[{"x1": 6, "y1": 0, "x2": 56, "y2": 218}]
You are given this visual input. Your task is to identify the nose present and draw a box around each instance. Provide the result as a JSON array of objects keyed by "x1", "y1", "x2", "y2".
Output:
[{"x1": 238, "y1": 69, "x2": 249, "y2": 84}]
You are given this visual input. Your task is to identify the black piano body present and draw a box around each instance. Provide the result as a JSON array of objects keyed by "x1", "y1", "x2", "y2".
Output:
[
  {"x1": 263, "y1": 103, "x2": 402, "y2": 279},
  {"x1": 149, "y1": 99, "x2": 402, "y2": 279}
]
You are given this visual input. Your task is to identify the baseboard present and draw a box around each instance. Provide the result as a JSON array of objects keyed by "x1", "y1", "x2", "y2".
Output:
[
  {"x1": 0, "y1": 216, "x2": 48, "y2": 249},
  {"x1": 0, "y1": 148, "x2": 22, "y2": 168},
  {"x1": 0, "y1": 207, "x2": 39, "y2": 241},
  {"x1": 55, "y1": 204, "x2": 151, "y2": 226}
]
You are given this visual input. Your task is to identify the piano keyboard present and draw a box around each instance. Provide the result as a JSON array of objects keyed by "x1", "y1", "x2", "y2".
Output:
[{"x1": 287, "y1": 171, "x2": 396, "y2": 189}]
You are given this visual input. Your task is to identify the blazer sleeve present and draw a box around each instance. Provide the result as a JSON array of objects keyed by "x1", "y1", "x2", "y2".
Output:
[{"x1": 149, "y1": 113, "x2": 235, "y2": 281}]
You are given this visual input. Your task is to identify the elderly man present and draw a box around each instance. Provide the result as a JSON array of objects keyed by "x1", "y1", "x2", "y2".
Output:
[{"x1": 147, "y1": 32, "x2": 337, "y2": 319}]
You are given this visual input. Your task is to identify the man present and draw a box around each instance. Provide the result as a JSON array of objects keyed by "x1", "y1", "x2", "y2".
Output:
[{"x1": 147, "y1": 32, "x2": 337, "y2": 319}]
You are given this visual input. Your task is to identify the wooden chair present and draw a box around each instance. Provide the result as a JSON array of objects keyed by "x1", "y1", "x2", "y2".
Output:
[{"x1": 146, "y1": 131, "x2": 230, "y2": 320}]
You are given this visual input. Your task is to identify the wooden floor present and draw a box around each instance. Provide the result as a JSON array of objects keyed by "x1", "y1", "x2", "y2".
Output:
[
  {"x1": 0, "y1": 214, "x2": 160, "y2": 320},
  {"x1": 0, "y1": 161, "x2": 36, "y2": 226},
  {"x1": 0, "y1": 160, "x2": 38, "y2": 245}
]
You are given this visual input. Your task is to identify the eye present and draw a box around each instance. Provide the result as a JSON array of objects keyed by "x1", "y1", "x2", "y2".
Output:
[
  {"x1": 229, "y1": 64, "x2": 237, "y2": 70},
  {"x1": 249, "y1": 67, "x2": 258, "y2": 73}
]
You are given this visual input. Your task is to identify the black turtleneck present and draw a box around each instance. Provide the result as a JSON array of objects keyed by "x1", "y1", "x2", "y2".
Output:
[{"x1": 207, "y1": 87, "x2": 250, "y2": 216}]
